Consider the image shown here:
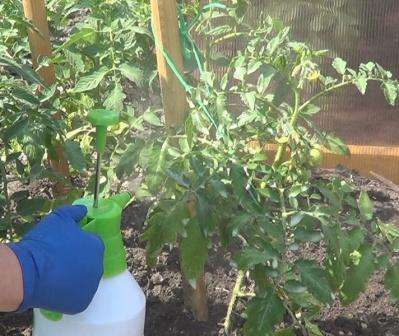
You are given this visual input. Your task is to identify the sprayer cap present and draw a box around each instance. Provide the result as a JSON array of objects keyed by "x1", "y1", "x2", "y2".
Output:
[
  {"x1": 73, "y1": 192, "x2": 131, "y2": 278},
  {"x1": 88, "y1": 109, "x2": 119, "y2": 127},
  {"x1": 88, "y1": 109, "x2": 119, "y2": 154}
]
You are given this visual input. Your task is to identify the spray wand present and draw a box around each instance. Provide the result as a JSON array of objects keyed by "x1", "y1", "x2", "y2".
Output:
[
  {"x1": 35, "y1": 109, "x2": 146, "y2": 333},
  {"x1": 87, "y1": 109, "x2": 119, "y2": 207}
]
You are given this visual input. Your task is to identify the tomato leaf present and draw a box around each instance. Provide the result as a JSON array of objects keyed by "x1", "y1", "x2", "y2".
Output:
[
  {"x1": 180, "y1": 219, "x2": 208, "y2": 288},
  {"x1": 358, "y1": 191, "x2": 374, "y2": 221},
  {"x1": 234, "y1": 247, "x2": 278, "y2": 270},
  {"x1": 296, "y1": 260, "x2": 333, "y2": 304},
  {"x1": 325, "y1": 135, "x2": 350, "y2": 155},
  {"x1": 72, "y1": 66, "x2": 109, "y2": 93},
  {"x1": 385, "y1": 262, "x2": 399, "y2": 300},
  {"x1": 104, "y1": 82, "x2": 126, "y2": 112},
  {"x1": 341, "y1": 244, "x2": 375, "y2": 304},
  {"x1": 143, "y1": 109, "x2": 162, "y2": 126},
  {"x1": 382, "y1": 81, "x2": 398, "y2": 106},
  {"x1": 355, "y1": 76, "x2": 367, "y2": 95},
  {"x1": 243, "y1": 289, "x2": 285, "y2": 336},
  {"x1": 332, "y1": 58, "x2": 347, "y2": 75},
  {"x1": 120, "y1": 63, "x2": 144, "y2": 86},
  {"x1": 63, "y1": 140, "x2": 86, "y2": 172}
]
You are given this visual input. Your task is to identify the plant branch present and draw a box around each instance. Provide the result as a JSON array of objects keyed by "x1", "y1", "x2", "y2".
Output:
[
  {"x1": 273, "y1": 77, "x2": 385, "y2": 168},
  {"x1": 237, "y1": 290, "x2": 255, "y2": 298},
  {"x1": 212, "y1": 32, "x2": 246, "y2": 46},
  {"x1": 299, "y1": 77, "x2": 385, "y2": 112},
  {"x1": 0, "y1": 154, "x2": 12, "y2": 240},
  {"x1": 273, "y1": 88, "x2": 300, "y2": 167},
  {"x1": 274, "y1": 284, "x2": 309, "y2": 336},
  {"x1": 298, "y1": 81, "x2": 352, "y2": 113},
  {"x1": 282, "y1": 300, "x2": 308, "y2": 336},
  {"x1": 224, "y1": 270, "x2": 245, "y2": 335}
]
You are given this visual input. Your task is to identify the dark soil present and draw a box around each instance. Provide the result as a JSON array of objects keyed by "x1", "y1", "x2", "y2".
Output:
[{"x1": 1, "y1": 167, "x2": 399, "y2": 336}]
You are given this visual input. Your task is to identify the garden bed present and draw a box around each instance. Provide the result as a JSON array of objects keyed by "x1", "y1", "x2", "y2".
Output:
[{"x1": 1, "y1": 167, "x2": 399, "y2": 336}]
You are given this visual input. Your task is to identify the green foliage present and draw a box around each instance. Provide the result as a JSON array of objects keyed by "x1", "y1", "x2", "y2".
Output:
[
  {"x1": 0, "y1": 53, "x2": 57, "y2": 235},
  {"x1": 243, "y1": 287, "x2": 285, "y2": 335},
  {"x1": 385, "y1": 262, "x2": 399, "y2": 300},
  {"x1": 137, "y1": 8, "x2": 399, "y2": 335},
  {"x1": 340, "y1": 244, "x2": 375, "y2": 304},
  {"x1": 180, "y1": 220, "x2": 208, "y2": 288},
  {"x1": 3, "y1": 1, "x2": 399, "y2": 334},
  {"x1": 296, "y1": 260, "x2": 333, "y2": 304},
  {"x1": 358, "y1": 190, "x2": 374, "y2": 221},
  {"x1": 0, "y1": 0, "x2": 154, "y2": 240}
]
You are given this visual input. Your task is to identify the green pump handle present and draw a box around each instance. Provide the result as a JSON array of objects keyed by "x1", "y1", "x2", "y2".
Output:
[
  {"x1": 40, "y1": 192, "x2": 132, "y2": 322},
  {"x1": 75, "y1": 192, "x2": 132, "y2": 278},
  {"x1": 87, "y1": 109, "x2": 119, "y2": 154}
]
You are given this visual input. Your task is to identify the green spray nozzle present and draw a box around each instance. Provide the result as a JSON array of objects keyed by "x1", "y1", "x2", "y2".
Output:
[{"x1": 88, "y1": 109, "x2": 119, "y2": 154}]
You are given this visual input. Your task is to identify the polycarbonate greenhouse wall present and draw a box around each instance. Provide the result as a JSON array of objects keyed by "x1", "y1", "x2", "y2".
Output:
[{"x1": 199, "y1": 0, "x2": 399, "y2": 182}]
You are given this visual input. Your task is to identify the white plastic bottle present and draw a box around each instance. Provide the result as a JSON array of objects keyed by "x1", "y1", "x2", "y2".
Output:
[{"x1": 33, "y1": 193, "x2": 146, "y2": 336}]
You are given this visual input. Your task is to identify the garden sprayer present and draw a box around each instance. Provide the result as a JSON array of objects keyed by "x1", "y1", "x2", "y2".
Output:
[{"x1": 32, "y1": 109, "x2": 146, "y2": 336}]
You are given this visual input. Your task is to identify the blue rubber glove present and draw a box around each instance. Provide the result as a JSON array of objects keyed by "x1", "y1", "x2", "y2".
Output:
[{"x1": 8, "y1": 205, "x2": 104, "y2": 314}]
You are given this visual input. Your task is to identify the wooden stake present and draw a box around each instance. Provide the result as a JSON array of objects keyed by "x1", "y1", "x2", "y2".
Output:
[
  {"x1": 151, "y1": 0, "x2": 207, "y2": 321},
  {"x1": 22, "y1": 0, "x2": 56, "y2": 85},
  {"x1": 22, "y1": 0, "x2": 69, "y2": 193},
  {"x1": 150, "y1": 0, "x2": 188, "y2": 128}
]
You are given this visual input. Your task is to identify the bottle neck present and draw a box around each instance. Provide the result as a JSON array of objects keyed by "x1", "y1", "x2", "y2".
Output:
[{"x1": 102, "y1": 233, "x2": 127, "y2": 278}]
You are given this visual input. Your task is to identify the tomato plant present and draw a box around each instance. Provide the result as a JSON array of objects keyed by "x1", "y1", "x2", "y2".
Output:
[
  {"x1": 134, "y1": 6, "x2": 399, "y2": 335},
  {"x1": 46, "y1": 0, "x2": 156, "y2": 185},
  {"x1": 2, "y1": 1, "x2": 399, "y2": 335},
  {"x1": 0, "y1": 3, "x2": 59, "y2": 238},
  {"x1": 0, "y1": 0, "x2": 155, "y2": 240}
]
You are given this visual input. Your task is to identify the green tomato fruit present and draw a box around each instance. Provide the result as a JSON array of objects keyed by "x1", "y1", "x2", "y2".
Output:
[{"x1": 309, "y1": 148, "x2": 323, "y2": 167}]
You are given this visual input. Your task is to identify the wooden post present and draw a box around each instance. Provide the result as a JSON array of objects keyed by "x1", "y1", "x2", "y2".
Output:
[
  {"x1": 151, "y1": 0, "x2": 188, "y2": 128},
  {"x1": 22, "y1": 0, "x2": 69, "y2": 193},
  {"x1": 22, "y1": 0, "x2": 56, "y2": 85},
  {"x1": 151, "y1": 0, "x2": 208, "y2": 321}
]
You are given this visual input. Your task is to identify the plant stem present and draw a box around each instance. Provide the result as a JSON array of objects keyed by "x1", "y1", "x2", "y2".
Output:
[
  {"x1": 224, "y1": 270, "x2": 245, "y2": 335},
  {"x1": 273, "y1": 88, "x2": 300, "y2": 167},
  {"x1": 298, "y1": 81, "x2": 352, "y2": 113},
  {"x1": 237, "y1": 291, "x2": 255, "y2": 298},
  {"x1": 109, "y1": 30, "x2": 117, "y2": 77},
  {"x1": 0, "y1": 153, "x2": 12, "y2": 240},
  {"x1": 204, "y1": 7, "x2": 213, "y2": 71},
  {"x1": 212, "y1": 32, "x2": 246, "y2": 45},
  {"x1": 282, "y1": 300, "x2": 308, "y2": 336},
  {"x1": 278, "y1": 187, "x2": 289, "y2": 248},
  {"x1": 274, "y1": 284, "x2": 309, "y2": 336},
  {"x1": 298, "y1": 77, "x2": 384, "y2": 113},
  {"x1": 272, "y1": 77, "x2": 382, "y2": 167}
]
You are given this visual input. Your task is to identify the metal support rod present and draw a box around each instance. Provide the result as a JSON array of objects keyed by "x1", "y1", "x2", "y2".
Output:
[{"x1": 93, "y1": 151, "x2": 101, "y2": 208}]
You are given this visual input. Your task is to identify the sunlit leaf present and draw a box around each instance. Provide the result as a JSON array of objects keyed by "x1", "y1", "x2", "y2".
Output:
[
  {"x1": 72, "y1": 66, "x2": 109, "y2": 93},
  {"x1": 358, "y1": 191, "x2": 374, "y2": 221},
  {"x1": 120, "y1": 63, "x2": 144, "y2": 86},
  {"x1": 332, "y1": 57, "x2": 347, "y2": 75}
]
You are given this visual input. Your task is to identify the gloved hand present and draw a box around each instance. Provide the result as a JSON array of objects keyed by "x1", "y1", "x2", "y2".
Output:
[{"x1": 8, "y1": 205, "x2": 104, "y2": 314}]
